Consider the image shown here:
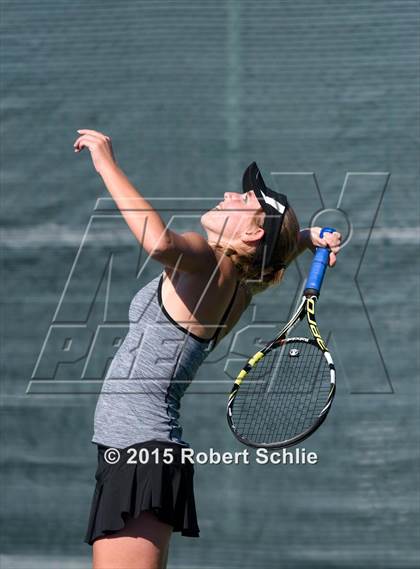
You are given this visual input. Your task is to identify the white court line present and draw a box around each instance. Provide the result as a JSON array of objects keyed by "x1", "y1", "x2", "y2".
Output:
[{"x1": 1, "y1": 225, "x2": 418, "y2": 248}]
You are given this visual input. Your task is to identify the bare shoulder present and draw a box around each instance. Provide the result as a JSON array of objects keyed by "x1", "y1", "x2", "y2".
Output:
[
  {"x1": 153, "y1": 230, "x2": 218, "y2": 274},
  {"x1": 178, "y1": 231, "x2": 212, "y2": 247},
  {"x1": 161, "y1": 247, "x2": 251, "y2": 342},
  {"x1": 164, "y1": 245, "x2": 237, "y2": 291},
  {"x1": 174, "y1": 231, "x2": 216, "y2": 259}
]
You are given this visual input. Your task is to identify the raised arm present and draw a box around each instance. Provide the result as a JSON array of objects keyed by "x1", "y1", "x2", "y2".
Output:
[{"x1": 73, "y1": 129, "x2": 217, "y2": 273}]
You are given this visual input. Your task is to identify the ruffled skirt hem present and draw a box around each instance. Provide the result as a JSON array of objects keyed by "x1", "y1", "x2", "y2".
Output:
[{"x1": 84, "y1": 441, "x2": 200, "y2": 545}]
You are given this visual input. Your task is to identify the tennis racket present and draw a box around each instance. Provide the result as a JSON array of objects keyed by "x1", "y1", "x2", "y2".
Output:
[{"x1": 227, "y1": 227, "x2": 336, "y2": 449}]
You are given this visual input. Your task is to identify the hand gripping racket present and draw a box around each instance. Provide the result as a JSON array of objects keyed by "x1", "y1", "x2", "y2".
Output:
[{"x1": 227, "y1": 227, "x2": 336, "y2": 449}]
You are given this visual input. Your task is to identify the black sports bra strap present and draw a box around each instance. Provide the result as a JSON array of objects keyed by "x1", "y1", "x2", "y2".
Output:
[{"x1": 210, "y1": 279, "x2": 240, "y2": 346}]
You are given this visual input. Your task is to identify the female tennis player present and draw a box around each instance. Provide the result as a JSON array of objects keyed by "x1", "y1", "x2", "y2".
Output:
[{"x1": 74, "y1": 129, "x2": 341, "y2": 569}]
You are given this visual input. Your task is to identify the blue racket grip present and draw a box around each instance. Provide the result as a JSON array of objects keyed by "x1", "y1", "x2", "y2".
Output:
[{"x1": 304, "y1": 227, "x2": 336, "y2": 297}]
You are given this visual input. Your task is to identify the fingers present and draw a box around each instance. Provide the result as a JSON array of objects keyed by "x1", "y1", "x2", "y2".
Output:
[
  {"x1": 73, "y1": 133, "x2": 99, "y2": 152},
  {"x1": 309, "y1": 227, "x2": 341, "y2": 253},
  {"x1": 77, "y1": 129, "x2": 111, "y2": 141},
  {"x1": 318, "y1": 232, "x2": 341, "y2": 268},
  {"x1": 328, "y1": 251, "x2": 337, "y2": 267},
  {"x1": 73, "y1": 129, "x2": 111, "y2": 152},
  {"x1": 74, "y1": 133, "x2": 110, "y2": 152},
  {"x1": 323, "y1": 231, "x2": 341, "y2": 253},
  {"x1": 326, "y1": 243, "x2": 340, "y2": 254}
]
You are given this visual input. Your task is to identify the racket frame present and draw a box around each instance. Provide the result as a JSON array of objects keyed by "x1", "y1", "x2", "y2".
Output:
[{"x1": 227, "y1": 297, "x2": 336, "y2": 449}]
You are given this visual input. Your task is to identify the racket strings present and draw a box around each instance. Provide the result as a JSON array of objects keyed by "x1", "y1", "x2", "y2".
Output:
[{"x1": 231, "y1": 340, "x2": 332, "y2": 445}]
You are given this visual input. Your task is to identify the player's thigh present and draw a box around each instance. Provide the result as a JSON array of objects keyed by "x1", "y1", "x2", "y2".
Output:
[{"x1": 92, "y1": 510, "x2": 173, "y2": 569}]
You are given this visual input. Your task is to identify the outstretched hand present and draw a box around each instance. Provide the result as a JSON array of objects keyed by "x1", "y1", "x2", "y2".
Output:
[
  {"x1": 307, "y1": 227, "x2": 342, "y2": 267},
  {"x1": 73, "y1": 129, "x2": 117, "y2": 174}
]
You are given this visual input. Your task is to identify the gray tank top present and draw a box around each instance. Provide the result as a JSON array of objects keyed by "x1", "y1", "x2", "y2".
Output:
[{"x1": 92, "y1": 271, "x2": 239, "y2": 449}]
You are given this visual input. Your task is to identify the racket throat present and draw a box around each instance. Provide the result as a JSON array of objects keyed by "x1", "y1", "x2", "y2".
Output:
[
  {"x1": 304, "y1": 288, "x2": 320, "y2": 298},
  {"x1": 306, "y1": 297, "x2": 328, "y2": 352}
]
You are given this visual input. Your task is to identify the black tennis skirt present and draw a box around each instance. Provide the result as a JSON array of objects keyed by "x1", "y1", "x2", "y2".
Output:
[{"x1": 84, "y1": 440, "x2": 200, "y2": 545}]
